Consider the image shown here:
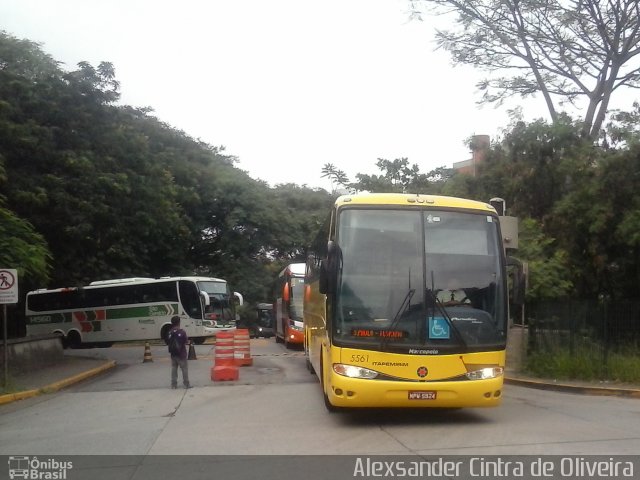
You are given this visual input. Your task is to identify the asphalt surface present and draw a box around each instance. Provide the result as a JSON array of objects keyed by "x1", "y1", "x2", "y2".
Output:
[{"x1": 2, "y1": 345, "x2": 640, "y2": 405}]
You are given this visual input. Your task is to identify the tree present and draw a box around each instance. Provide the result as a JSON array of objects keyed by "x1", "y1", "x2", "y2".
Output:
[
  {"x1": 351, "y1": 157, "x2": 443, "y2": 193},
  {"x1": 320, "y1": 163, "x2": 349, "y2": 193},
  {"x1": 606, "y1": 101, "x2": 640, "y2": 147},
  {"x1": 549, "y1": 142, "x2": 640, "y2": 297},
  {"x1": 0, "y1": 31, "x2": 60, "y2": 78},
  {"x1": 0, "y1": 206, "x2": 51, "y2": 286},
  {"x1": 475, "y1": 117, "x2": 596, "y2": 220},
  {"x1": 409, "y1": 0, "x2": 640, "y2": 138},
  {"x1": 516, "y1": 218, "x2": 573, "y2": 301}
]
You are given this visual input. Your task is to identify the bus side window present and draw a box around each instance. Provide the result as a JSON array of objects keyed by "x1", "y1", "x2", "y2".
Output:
[{"x1": 179, "y1": 281, "x2": 202, "y2": 318}]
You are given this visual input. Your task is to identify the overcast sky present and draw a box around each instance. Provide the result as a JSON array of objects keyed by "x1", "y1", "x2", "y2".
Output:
[{"x1": 1, "y1": 0, "x2": 554, "y2": 190}]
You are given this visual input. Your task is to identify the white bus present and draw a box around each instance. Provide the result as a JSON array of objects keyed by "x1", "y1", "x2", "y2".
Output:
[{"x1": 25, "y1": 276, "x2": 241, "y2": 348}]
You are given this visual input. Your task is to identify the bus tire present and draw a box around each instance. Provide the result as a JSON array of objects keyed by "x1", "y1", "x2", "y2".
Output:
[
  {"x1": 321, "y1": 354, "x2": 341, "y2": 413},
  {"x1": 304, "y1": 340, "x2": 316, "y2": 374},
  {"x1": 161, "y1": 325, "x2": 172, "y2": 344},
  {"x1": 66, "y1": 331, "x2": 82, "y2": 349},
  {"x1": 306, "y1": 357, "x2": 316, "y2": 375},
  {"x1": 193, "y1": 337, "x2": 206, "y2": 345},
  {"x1": 54, "y1": 332, "x2": 67, "y2": 349}
]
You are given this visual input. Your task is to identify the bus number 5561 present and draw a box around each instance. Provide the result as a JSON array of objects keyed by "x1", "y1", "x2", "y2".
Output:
[{"x1": 351, "y1": 355, "x2": 369, "y2": 363}]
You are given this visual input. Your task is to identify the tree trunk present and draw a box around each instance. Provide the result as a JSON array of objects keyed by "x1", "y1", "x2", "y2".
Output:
[{"x1": 588, "y1": 63, "x2": 621, "y2": 139}]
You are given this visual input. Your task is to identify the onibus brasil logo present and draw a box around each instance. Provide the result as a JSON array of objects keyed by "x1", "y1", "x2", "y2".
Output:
[{"x1": 8, "y1": 456, "x2": 73, "y2": 479}]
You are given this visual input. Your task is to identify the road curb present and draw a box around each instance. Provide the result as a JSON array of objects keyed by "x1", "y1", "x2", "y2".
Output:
[
  {"x1": 505, "y1": 376, "x2": 640, "y2": 398},
  {"x1": 0, "y1": 360, "x2": 117, "y2": 406}
]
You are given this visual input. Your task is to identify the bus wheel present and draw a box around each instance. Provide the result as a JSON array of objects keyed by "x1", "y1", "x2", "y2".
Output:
[
  {"x1": 321, "y1": 355, "x2": 340, "y2": 413},
  {"x1": 304, "y1": 342, "x2": 315, "y2": 374},
  {"x1": 161, "y1": 325, "x2": 172, "y2": 344},
  {"x1": 66, "y1": 331, "x2": 82, "y2": 349},
  {"x1": 193, "y1": 337, "x2": 206, "y2": 345},
  {"x1": 54, "y1": 332, "x2": 67, "y2": 349},
  {"x1": 306, "y1": 357, "x2": 316, "y2": 375}
]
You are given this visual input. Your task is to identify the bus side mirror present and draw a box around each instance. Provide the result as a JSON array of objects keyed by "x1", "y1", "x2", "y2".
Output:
[
  {"x1": 319, "y1": 241, "x2": 340, "y2": 295},
  {"x1": 234, "y1": 292, "x2": 244, "y2": 306},
  {"x1": 319, "y1": 261, "x2": 329, "y2": 295},
  {"x1": 200, "y1": 291, "x2": 210, "y2": 306}
]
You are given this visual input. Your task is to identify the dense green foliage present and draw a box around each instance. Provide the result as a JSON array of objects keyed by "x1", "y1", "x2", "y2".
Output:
[
  {"x1": 525, "y1": 345, "x2": 640, "y2": 383},
  {"x1": 0, "y1": 31, "x2": 332, "y2": 316},
  {"x1": 472, "y1": 119, "x2": 640, "y2": 300},
  {"x1": 324, "y1": 116, "x2": 640, "y2": 302},
  {"x1": 2, "y1": 30, "x2": 640, "y2": 341}
]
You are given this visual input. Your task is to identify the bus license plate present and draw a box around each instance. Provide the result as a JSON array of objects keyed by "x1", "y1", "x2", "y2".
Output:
[{"x1": 408, "y1": 391, "x2": 437, "y2": 400}]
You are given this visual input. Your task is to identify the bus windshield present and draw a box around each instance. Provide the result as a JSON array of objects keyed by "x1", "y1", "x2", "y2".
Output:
[
  {"x1": 198, "y1": 280, "x2": 235, "y2": 324},
  {"x1": 334, "y1": 208, "x2": 506, "y2": 353},
  {"x1": 198, "y1": 280, "x2": 230, "y2": 305},
  {"x1": 289, "y1": 277, "x2": 305, "y2": 321}
]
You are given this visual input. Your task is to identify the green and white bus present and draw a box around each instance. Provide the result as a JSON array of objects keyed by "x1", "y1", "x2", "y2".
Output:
[{"x1": 25, "y1": 276, "x2": 240, "y2": 348}]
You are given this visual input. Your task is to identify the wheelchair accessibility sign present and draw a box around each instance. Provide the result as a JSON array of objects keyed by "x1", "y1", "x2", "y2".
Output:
[{"x1": 428, "y1": 316, "x2": 450, "y2": 339}]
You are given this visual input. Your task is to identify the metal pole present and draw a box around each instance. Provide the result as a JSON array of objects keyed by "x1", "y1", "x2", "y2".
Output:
[
  {"x1": 3, "y1": 304, "x2": 7, "y2": 388},
  {"x1": 603, "y1": 296, "x2": 609, "y2": 378}
]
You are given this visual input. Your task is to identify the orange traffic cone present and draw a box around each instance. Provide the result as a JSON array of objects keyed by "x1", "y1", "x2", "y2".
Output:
[
  {"x1": 143, "y1": 341, "x2": 153, "y2": 363},
  {"x1": 188, "y1": 342, "x2": 197, "y2": 360}
]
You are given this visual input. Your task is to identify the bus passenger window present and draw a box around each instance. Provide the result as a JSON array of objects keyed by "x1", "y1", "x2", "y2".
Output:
[{"x1": 179, "y1": 281, "x2": 203, "y2": 319}]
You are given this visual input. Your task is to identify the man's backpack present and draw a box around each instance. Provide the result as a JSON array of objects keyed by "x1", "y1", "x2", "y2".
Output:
[{"x1": 167, "y1": 330, "x2": 182, "y2": 356}]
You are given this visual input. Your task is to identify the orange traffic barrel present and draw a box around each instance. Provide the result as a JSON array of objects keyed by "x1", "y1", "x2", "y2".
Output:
[
  {"x1": 211, "y1": 331, "x2": 239, "y2": 381},
  {"x1": 233, "y1": 328, "x2": 253, "y2": 366}
]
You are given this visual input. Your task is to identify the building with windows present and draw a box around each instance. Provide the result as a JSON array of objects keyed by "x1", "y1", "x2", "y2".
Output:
[{"x1": 452, "y1": 134, "x2": 490, "y2": 177}]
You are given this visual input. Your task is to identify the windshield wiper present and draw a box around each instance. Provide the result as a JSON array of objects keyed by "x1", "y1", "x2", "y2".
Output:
[{"x1": 380, "y1": 288, "x2": 415, "y2": 352}]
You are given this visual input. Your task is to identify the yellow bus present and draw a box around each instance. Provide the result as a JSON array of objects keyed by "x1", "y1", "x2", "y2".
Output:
[{"x1": 304, "y1": 193, "x2": 507, "y2": 410}]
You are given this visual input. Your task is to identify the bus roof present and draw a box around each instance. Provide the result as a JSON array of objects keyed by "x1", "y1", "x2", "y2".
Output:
[
  {"x1": 89, "y1": 277, "x2": 154, "y2": 285},
  {"x1": 334, "y1": 193, "x2": 497, "y2": 213},
  {"x1": 278, "y1": 263, "x2": 305, "y2": 277},
  {"x1": 28, "y1": 276, "x2": 228, "y2": 294}
]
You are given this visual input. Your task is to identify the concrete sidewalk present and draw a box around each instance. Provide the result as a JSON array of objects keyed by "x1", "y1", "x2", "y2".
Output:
[
  {"x1": 2, "y1": 355, "x2": 640, "y2": 406},
  {"x1": 0, "y1": 356, "x2": 116, "y2": 405},
  {"x1": 504, "y1": 370, "x2": 640, "y2": 398}
]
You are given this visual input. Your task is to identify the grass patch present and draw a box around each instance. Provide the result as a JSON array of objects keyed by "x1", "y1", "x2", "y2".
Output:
[
  {"x1": 605, "y1": 353, "x2": 640, "y2": 383},
  {"x1": 524, "y1": 344, "x2": 640, "y2": 383},
  {"x1": 0, "y1": 375, "x2": 20, "y2": 395}
]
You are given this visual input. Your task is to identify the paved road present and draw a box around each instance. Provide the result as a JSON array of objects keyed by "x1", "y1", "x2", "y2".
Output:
[{"x1": 1, "y1": 338, "x2": 640, "y2": 457}]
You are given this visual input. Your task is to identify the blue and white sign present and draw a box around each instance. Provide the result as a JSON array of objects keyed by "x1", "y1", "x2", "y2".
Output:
[{"x1": 429, "y1": 316, "x2": 450, "y2": 339}]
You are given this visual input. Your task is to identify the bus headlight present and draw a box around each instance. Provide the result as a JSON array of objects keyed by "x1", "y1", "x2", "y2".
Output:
[
  {"x1": 333, "y1": 364, "x2": 379, "y2": 379},
  {"x1": 465, "y1": 367, "x2": 503, "y2": 380}
]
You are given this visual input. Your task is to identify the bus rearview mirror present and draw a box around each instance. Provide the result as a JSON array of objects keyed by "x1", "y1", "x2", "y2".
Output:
[{"x1": 319, "y1": 241, "x2": 339, "y2": 295}]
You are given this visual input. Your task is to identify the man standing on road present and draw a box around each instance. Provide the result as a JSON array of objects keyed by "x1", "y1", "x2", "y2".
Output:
[{"x1": 168, "y1": 316, "x2": 191, "y2": 389}]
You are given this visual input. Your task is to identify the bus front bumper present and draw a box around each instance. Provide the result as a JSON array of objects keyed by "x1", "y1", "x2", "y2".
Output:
[
  {"x1": 286, "y1": 328, "x2": 304, "y2": 344},
  {"x1": 204, "y1": 325, "x2": 235, "y2": 336},
  {"x1": 326, "y1": 373, "x2": 504, "y2": 409}
]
